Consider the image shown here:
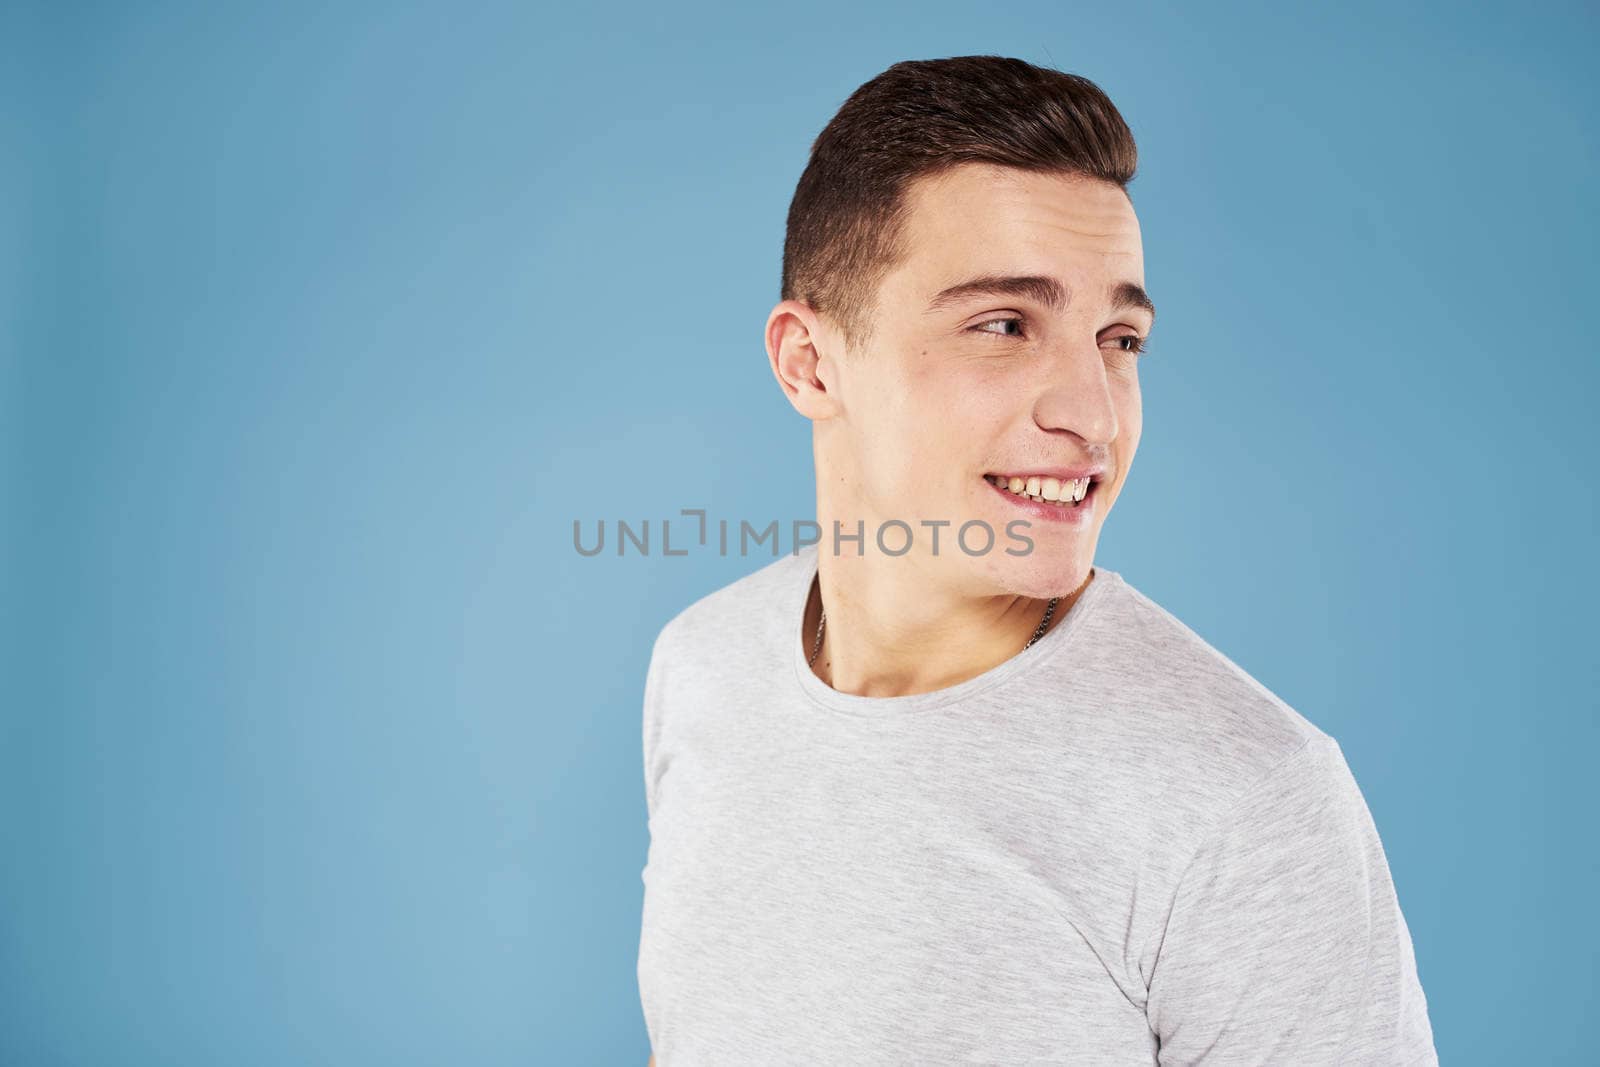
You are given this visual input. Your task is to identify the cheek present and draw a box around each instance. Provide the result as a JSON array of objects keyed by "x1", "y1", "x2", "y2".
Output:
[
  {"x1": 852, "y1": 367, "x2": 958, "y2": 498},
  {"x1": 898, "y1": 357, "x2": 997, "y2": 433},
  {"x1": 1110, "y1": 367, "x2": 1142, "y2": 427}
]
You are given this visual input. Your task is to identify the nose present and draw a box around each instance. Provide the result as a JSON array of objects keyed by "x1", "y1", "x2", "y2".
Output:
[{"x1": 1031, "y1": 340, "x2": 1119, "y2": 446}]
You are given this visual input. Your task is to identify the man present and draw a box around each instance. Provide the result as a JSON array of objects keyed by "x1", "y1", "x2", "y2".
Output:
[{"x1": 637, "y1": 56, "x2": 1437, "y2": 1065}]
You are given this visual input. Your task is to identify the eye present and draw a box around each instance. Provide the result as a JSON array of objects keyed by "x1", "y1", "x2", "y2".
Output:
[
  {"x1": 970, "y1": 316, "x2": 1027, "y2": 339},
  {"x1": 1105, "y1": 334, "x2": 1150, "y2": 356}
]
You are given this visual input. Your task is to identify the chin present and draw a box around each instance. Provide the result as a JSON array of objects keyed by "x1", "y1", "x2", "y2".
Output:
[{"x1": 966, "y1": 540, "x2": 1095, "y2": 601}]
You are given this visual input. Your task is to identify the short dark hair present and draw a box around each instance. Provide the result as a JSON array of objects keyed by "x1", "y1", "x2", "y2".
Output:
[{"x1": 781, "y1": 56, "x2": 1139, "y2": 356}]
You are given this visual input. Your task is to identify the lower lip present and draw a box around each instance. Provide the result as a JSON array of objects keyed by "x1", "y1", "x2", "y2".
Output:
[{"x1": 983, "y1": 476, "x2": 1099, "y2": 525}]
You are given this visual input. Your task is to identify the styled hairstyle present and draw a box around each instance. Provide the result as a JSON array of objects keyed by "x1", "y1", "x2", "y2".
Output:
[{"x1": 781, "y1": 56, "x2": 1139, "y2": 356}]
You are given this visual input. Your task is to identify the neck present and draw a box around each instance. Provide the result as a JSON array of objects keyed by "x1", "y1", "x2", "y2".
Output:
[{"x1": 802, "y1": 550, "x2": 1094, "y2": 698}]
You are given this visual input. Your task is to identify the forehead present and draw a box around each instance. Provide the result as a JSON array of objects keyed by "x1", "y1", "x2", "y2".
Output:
[{"x1": 897, "y1": 164, "x2": 1143, "y2": 281}]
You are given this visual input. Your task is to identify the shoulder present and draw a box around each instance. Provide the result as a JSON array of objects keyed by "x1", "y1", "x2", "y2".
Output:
[
  {"x1": 1074, "y1": 569, "x2": 1335, "y2": 828},
  {"x1": 649, "y1": 548, "x2": 811, "y2": 667}
]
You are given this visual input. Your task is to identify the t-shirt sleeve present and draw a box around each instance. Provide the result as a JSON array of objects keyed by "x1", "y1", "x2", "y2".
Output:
[
  {"x1": 1144, "y1": 734, "x2": 1438, "y2": 1065},
  {"x1": 641, "y1": 627, "x2": 670, "y2": 824}
]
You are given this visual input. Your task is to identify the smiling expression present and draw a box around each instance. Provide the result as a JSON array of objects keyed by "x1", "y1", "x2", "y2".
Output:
[{"x1": 776, "y1": 162, "x2": 1151, "y2": 599}]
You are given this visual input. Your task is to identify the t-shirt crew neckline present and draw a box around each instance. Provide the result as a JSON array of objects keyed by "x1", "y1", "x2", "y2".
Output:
[{"x1": 787, "y1": 544, "x2": 1117, "y2": 715}]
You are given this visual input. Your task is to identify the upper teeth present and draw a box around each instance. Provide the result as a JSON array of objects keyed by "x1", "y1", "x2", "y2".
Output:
[{"x1": 988, "y1": 474, "x2": 1091, "y2": 503}]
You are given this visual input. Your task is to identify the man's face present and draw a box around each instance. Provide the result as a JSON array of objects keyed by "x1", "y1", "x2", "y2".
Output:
[{"x1": 811, "y1": 163, "x2": 1150, "y2": 598}]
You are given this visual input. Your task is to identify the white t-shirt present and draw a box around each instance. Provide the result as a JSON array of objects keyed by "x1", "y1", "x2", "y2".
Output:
[{"x1": 637, "y1": 544, "x2": 1437, "y2": 1064}]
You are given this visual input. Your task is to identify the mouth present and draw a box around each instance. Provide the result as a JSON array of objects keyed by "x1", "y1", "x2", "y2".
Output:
[{"x1": 982, "y1": 470, "x2": 1105, "y2": 518}]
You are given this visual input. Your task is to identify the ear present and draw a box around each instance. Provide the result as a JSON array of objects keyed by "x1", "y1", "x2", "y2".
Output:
[{"x1": 765, "y1": 300, "x2": 841, "y2": 420}]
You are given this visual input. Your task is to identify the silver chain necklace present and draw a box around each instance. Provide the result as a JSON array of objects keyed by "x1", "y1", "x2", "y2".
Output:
[{"x1": 808, "y1": 592, "x2": 1060, "y2": 668}]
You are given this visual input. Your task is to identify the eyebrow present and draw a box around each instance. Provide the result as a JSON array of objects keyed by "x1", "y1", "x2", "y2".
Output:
[{"x1": 925, "y1": 274, "x2": 1156, "y2": 325}]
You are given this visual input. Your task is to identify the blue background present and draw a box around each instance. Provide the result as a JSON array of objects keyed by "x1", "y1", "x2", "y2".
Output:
[{"x1": 5, "y1": 1, "x2": 1595, "y2": 1063}]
